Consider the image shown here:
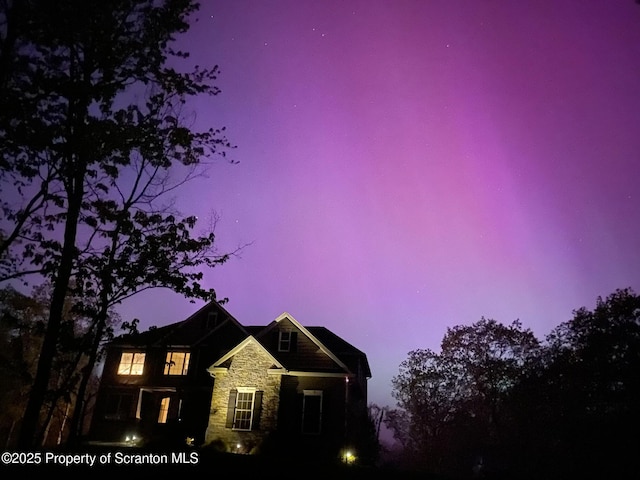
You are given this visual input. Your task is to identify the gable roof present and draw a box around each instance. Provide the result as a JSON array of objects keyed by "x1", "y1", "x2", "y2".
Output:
[
  {"x1": 208, "y1": 335, "x2": 285, "y2": 371},
  {"x1": 306, "y1": 326, "x2": 372, "y2": 378},
  {"x1": 250, "y1": 312, "x2": 371, "y2": 377},
  {"x1": 109, "y1": 300, "x2": 247, "y2": 348},
  {"x1": 108, "y1": 305, "x2": 370, "y2": 379}
]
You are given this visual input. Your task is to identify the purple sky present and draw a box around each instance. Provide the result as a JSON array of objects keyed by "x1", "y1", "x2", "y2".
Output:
[{"x1": 117, "y1": 0, "x2": 640, "y2": 415}]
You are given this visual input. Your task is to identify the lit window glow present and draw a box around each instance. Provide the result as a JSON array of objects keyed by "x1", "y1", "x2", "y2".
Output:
[
  {"x1": 158, "y1": 397, "x2": 170, "y2": 423},
  {"x1": 117, "y1": 352, "x2": 145, "y2": 375},
  {"x1": 164, "y1": 351, "x2": 190, "y2": 375}
]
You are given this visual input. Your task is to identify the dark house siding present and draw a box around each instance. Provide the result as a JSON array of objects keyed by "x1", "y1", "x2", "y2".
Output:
[
  {"x1": 276, "y1": 374, "x2": 349, "y2": 457},
  {"x1": 89, "y1": 304, "x2": 370, "y2": 457},
  {"x1": 262, "y1": 319, "x2": 343, "y2": 372}
]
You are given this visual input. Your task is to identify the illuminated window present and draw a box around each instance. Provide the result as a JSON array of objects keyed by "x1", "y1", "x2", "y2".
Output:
[
  {"x1": 117, "y1": 352, "x2": 145, "y2": 375},
  {"x1": 302, "y1": 390, "x2": 323, "y2": 434},
  {"x1": 278, "y1": 330, "x2": 297, "y2": 352},
  {"x1": 233, "y1": 388, "x2": 256, "y2": 431},
  {"x1": 158, "y1": 397, "x2": 170, "y2": 424},
  {"x1": 225, "y1": 387, "x2": 263, "y2": 431},
  {"x1": 164, "y1": 351, "x2": 190, "y2": 375}
]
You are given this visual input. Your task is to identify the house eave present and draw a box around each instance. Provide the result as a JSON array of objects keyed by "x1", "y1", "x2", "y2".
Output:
[
  {"x1": 208, "y1": 366, "x2": 228, "y2": 378},
  {"x1": 210, "y1": 336, "x2": 285, "y2": 370},
  {"x1": 271, "y1": 313, "x2": 354, "y2": 374},
  {"x1": 285, "y1": 371, "x2": 354, "y2": 378},
  {"x1": 209, "y1": 367, "x2": 352, "y2": 379}
]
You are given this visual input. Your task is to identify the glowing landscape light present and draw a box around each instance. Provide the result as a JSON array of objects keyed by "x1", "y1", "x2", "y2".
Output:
[{"x1": 342, "y1": 449, "x2": 356, "y2": 464}]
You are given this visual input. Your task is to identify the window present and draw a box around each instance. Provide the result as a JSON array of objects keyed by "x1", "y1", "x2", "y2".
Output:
[
  {"x1": 206, "y1": 311, "x2": 218, "y2": 329},
  {"x1": 164, "y1": 351, "x2": 190, "y2": 375},
  {"x1": 278, "y1": 330, "x2": 297, "y2": 352},
  {"x1": 302, "y1": 390, "x2": 323, "y2": 435},
  {"x1": 234, "y1": 388, "x2": 255, "y2": 430},
  {"x1": 226, "y1": 388, "x2": 263, "y2": 431},
  {"x1": 158, "y1": 397, "x2": 170, "y2": 424},
  {"x1": 105, "y1": 394, "x2": 133, "y2": 420},
  {"x1": 117, "y1": 352, "x2": 146, "y2": 375}
]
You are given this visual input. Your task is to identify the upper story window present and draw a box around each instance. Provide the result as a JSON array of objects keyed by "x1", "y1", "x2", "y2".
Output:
[
  {"x1": 117, "y1": 352, "x2": 145, "y2": 376},
  {"x1": 164, "y1": 351, "x2": 190, "y2": 375},
  {"x1": 206, "y1": 311, "x2": 218, "y2": 330},
  {"x1": 278, "y1": 330, "x2": 297, "y2": 352}
]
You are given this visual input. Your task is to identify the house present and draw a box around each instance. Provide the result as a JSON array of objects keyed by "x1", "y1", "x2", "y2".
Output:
[
  {"x1": 89, "y1": 301, "x2": 372, "y2": 461},
  {"x1": 89, "y1": 301, "x2": 247, "y2": 447}
]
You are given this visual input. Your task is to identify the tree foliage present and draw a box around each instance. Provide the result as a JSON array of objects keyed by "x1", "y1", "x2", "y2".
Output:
[
  {"x1": 0, "y1": 285, "x2": 45, "y2": 446},
  {"x1": 0, "y1": 283, "x2": 112, "y2": 447},
  {"x1": 389, "y1": 318, "x2": 539, "y2": 475},
  {"x1": 0, "y1": 0, "x2": 238, "y2": 448},
  {"x1": 508, "y1": 287, "x2": 640, "y2": 478},
  {"x1": 388, "y1": 289, "x2": 640, "y2": 478}
]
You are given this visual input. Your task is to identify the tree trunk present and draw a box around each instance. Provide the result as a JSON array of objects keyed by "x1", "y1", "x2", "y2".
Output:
[
  {"x1": 68, "y1": 197, "x2": 126, "y2": 446},
  {"x1": 57, "y1": 402, "x2": 70, "y2": 445},
  {"x1": 5, "y1": 420, "x2": 16, "y2": 449},
  {"x1": 17, "y1": 164, "x2": 86, "y2": 448},
  {"x1": 67, "y1": 309, "x2": 108, "y2": 446}
]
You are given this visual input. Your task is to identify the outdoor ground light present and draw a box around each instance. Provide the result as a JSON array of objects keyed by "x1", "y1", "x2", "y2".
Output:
[{"x1": 342, "y1": 450, "x2": 356, "y2": 464}]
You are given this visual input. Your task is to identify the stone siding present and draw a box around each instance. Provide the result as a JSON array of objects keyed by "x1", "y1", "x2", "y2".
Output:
[{"x1": 205, "y1": 341, "x2": 281, "y2": 453}]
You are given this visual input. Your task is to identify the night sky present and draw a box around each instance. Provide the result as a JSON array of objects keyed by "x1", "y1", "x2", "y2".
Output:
[{"x1": 116, "y1": 0, "x2": 640, "y2": 422}]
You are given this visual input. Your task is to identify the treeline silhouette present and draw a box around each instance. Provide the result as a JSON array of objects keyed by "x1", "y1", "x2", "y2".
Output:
[{"x1": 381, "y1": 287, "x2": 640, "y2": 479}]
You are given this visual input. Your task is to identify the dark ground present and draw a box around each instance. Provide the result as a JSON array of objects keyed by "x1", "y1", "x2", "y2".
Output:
[
  {"x1": 4, "y1": 446, "x2": 631, "y2": 479},
  {"x1": 0, "y1": 445, "x2": 453, "y2": 479}
]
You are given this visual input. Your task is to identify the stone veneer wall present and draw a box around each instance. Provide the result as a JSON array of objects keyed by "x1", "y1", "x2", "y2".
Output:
[{"x1": 204, "y1": 340, "x2": 282, "y2": 453}]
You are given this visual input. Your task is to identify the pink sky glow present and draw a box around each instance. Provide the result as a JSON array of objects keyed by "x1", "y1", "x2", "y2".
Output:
[{"x1": 115, "y1": 1, "x2": 640, "y2": 422}]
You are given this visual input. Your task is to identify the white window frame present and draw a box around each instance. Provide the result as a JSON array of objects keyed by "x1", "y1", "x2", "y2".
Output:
[
  {"x1": 164, "y1": 351, "x2": 190, "y2": 375},
  {"x1": 302, "y1": 390, "x2": 323, "y2": 435},
  {"x1": 233, "y1": 387, "x2": 256, "y2": 431},
  {"x1": 117, "y1": 352, "x2": 146, "y2": 376},
  {"x1": 278, "y1": 331, "x2": 291, "y2": 352}
]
